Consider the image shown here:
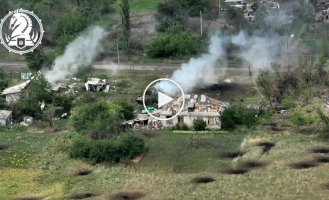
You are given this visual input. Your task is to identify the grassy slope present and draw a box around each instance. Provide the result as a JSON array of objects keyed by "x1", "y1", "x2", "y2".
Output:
[
  {"x1": 130, "y1": 0, "x2": 161, "y2": 13},
  {"x1": 1, "y1": 125, "x2": 329, "y2": 199}
]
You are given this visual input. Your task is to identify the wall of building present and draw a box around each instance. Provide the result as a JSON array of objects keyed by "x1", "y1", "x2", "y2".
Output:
[
  {"x1": 5, "y1": 93, "x2": 21, "y2": 104},
  {"x1": 159, "y1": 115, "x2": 221, "y2": 129},
  {"x1": 0, "y1": 119, "x2": 7, "y2": 126}
]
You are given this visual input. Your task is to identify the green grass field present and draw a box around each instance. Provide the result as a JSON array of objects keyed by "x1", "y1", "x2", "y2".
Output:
[
  {"x1": 1, "y1": 124, "x2": 329, "y2": 199},
  {"x1": 130, "y1": 0, "x2": 161, "y2": 13}
]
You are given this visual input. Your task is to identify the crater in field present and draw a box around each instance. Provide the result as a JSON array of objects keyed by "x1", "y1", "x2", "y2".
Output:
[
  {"x1": 240, "y1": 160, "x2": 268, "y2": 169},
  {"x1": 321, "y1": 182, "x2": 329, "y2": 190},
  {"x1": 224, "y1": 168, "x2": 249, "y2": 175},
  {"x1": 289, "y1": 161, "x2": 319, "y2": 169},
  {"x1": 0, "y1": 144, "x2": 9, "y2": 150},
  {"x1": 74, "y1": 169, "x2": 92, "y2": 176},
  {"x1": 188, "y1": 138, "x2": 218, "y2": 149},
  {"x1": 192, "y1": 176, "x2": 216, "y2": 184},
  {"x1": 69, "y1": 192, "x2": 99, "y2": 199},
  {"x1": 14, "y1": 196, "x2": 44, "y2": 200},
  {"x1": 255, "y1": 141, "x2": 276, "y2": 154},
  {"x1": 309, "y1": 146, "x2": 329, "y2": 154},
  {"x1": 111, "y1": 192, "x2": 145, "y2": 200},
  {"x1": 220, "y1": 150, "x2": 246, "y2": 159},
  {"x1": 313, "y1": 155, "x2": 329, "y2": 163}
]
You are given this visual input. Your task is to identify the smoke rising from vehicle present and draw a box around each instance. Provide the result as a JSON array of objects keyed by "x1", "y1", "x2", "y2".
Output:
[{"x1": 45, "y1": 26, "x2": 105, "y2": 83}]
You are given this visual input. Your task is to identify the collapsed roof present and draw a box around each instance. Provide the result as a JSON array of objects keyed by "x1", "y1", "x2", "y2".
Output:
[
  {"x1": 1, "y1": 80, "x2": 30, "y2": 95},
  {"x1": 159, "y1": 94, "x2": 229, "y2": 117},
  {"x1": 85, "y1": 78, "x2": 110, "y2": 92}
]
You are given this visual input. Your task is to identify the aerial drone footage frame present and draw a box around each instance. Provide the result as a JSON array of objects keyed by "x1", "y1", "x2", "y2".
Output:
[{"x1": 0, "y1": 0, "x2": 329, "y2": 199}]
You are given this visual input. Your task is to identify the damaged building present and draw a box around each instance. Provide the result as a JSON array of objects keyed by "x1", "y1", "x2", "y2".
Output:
[
  {"x1": 0, "y1": 110, "x2": 13, "y2": 126},
  {"x1": 159, "y1": 94, "x2": 229, "y2": 129},
  {"x1": 1, "y1": 80, "x2": 30, "y2": 104},
  {"x1": 85, "y1": 78, "x2": 110, "y2": 92}
]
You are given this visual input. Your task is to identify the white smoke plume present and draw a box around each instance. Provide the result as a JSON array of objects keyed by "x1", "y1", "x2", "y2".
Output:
[
  {"x1": 45, "y1": 26, "x2": 106, "y2": 83},
  {"x1": 157, "y1": 3, "x2": 297, "y2": 95},
  {"x1": 156, "y1": 34, "x2": 228, "y2": 95},
  {"x1": 232, "y1": 32, "x2": 283, "y2": 70}
]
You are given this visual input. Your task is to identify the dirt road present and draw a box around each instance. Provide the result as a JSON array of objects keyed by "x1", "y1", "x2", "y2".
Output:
[{"x1": 0, "y1": 62, "x2": 251, "y2": 73}]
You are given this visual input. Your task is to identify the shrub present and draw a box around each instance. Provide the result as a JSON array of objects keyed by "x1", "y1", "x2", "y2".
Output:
[
  {"x1": 193, "y1": 119, "x2": 207, "y2": 131},
  {"x1": 281, "y1": 96, "x2": 296, "y2": 109},
  {"x1": 172, "y1": 123, "x2": 189, "y2": 131},
  {"x1": 146, "y1": 24, "x2": 200, "y2": 58},
  {"x1": 71, "y1": 102, "x2": 123, "y2": 139},
  {"x1": 70, "y1": 134, "x2": 146, "y2": 164},
  {"x1": 53, "y1": 94, "x2": 74, "y2": 113},
  {"x1": 220, "y1": 105, "x2": 259, "y2": 130},
  {"x1": 115, "y1": 102, "x2": 135, "y2": 120},
  {"x1": 290, "y1": 110, "x2": 314, "y2": 127}
]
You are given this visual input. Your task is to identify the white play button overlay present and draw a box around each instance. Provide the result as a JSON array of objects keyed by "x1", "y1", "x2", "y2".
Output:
[
  {"x1": 158, "y1": 91, "x2": 174, "y2": 108},
  {"x1": 142, "y1": 78, "x2": 185, "y2": 121}
]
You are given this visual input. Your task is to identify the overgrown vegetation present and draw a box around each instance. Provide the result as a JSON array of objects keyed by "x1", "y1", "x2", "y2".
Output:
[
  {"x1": 193, "y1": 119, "x2": 207, "y2": 131},
  {"x1": 70, "y1": 133, "x2": 146, "y2": 164},
  {"x1": 220, "y1": 105, "x2": 259, "y2": 130},
  {"x1": 146, "y1": 24, "x2": 200, "y2": 58}
]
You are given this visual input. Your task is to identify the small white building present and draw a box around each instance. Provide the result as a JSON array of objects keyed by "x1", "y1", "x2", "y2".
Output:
[
  {"x1": 1, "y1": 80, "x2": 30, "y2": 104},
  {"x1": 0, "y1": 110, "x2": 12, "y2": 126},
  {"x1": 225, "y1": 0, "x2": 245, "y2": 9},
  {"x1": 159, "y1": 94, "x2": 229, "y2": 129},
  {"x1": 85, "y1": 78, "x2": 110, "y2": 92}
]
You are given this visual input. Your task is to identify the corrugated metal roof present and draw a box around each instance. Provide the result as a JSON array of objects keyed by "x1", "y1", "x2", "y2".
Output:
[{"x1": 1, "y1": 80, "x2": 30, "y2": 95}]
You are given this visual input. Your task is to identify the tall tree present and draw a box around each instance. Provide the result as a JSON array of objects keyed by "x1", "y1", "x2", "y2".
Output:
[
  {"x1": 120, "y1": 0, "x2": 131, "y2": 54},
  {"x1": 25, "y1": 48, "x2": 47, "y2": 72}
]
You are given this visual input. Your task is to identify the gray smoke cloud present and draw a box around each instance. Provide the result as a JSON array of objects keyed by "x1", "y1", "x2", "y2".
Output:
[
  {"x1": 45, "y1": 26, "x2": 106, "y2": 83},
  {"x1": 232, "y1": 32, "x2": 283, "y2": 70},
  {"x1": 156, "y1": 35, "x2": 228, "y2": 95}
]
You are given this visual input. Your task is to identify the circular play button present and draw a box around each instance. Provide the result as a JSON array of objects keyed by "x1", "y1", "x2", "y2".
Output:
[{"x1": 142, "y1": 78, "x2": 185, "y2": 121}]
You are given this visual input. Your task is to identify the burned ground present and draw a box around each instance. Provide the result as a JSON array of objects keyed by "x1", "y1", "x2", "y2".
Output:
[
  {"x1": 192, "y1": 177, "x2": 216, "y2": 184},
  {"x1": 68, "y1": 191, "x2": 100, "y2": 199},
  {"x1": 73, "y1": 169, "x2": 92, "y2": 177},
  {"x1": 0, "y1": 144, "x2": 9, "y2": 150},
  {"x1": 220, "y1": 150, "x2": 246, "y2": 159},
  {"x1": 289, "y1": 161, "x2": 319, "y2": 170},
  {"x1": 110, "y1": 192, "x2": 146, "y2": 200},
  {"x1": 309, "y1": 146, "x2": 329, "y2": 154}
]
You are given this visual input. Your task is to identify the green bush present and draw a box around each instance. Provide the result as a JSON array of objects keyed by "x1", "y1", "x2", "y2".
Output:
[
  {"x1": 281, "y1": 96, "x2": 296, "y2": 109},
  {"x1": 115, "y1": 102, "x2": 135, "y2": 120},
  {"x1": 71, "y1": 102, "x2": 123, "y2": 139},
  {"x1": 220, "y1": 105, "x2": 259, "y2": 130},
  {"x1": 193, "y1": 119, "x2": 207, "y2": 131},
  {"x1": 53, "y1": 94, "x2": 74, "y2": 113},
  {"x1": 146, "y1": 24, "x2": 200, "y2": 58},
  {"x1": 290, "y1": 110, "x2": 314, "y2": 127},
  {"x1": 70, "y1": 134, "x2": 146, "y2": 164},
  {"x1": 172, "y1": 123, "x2": 189, "y2": 131}
]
